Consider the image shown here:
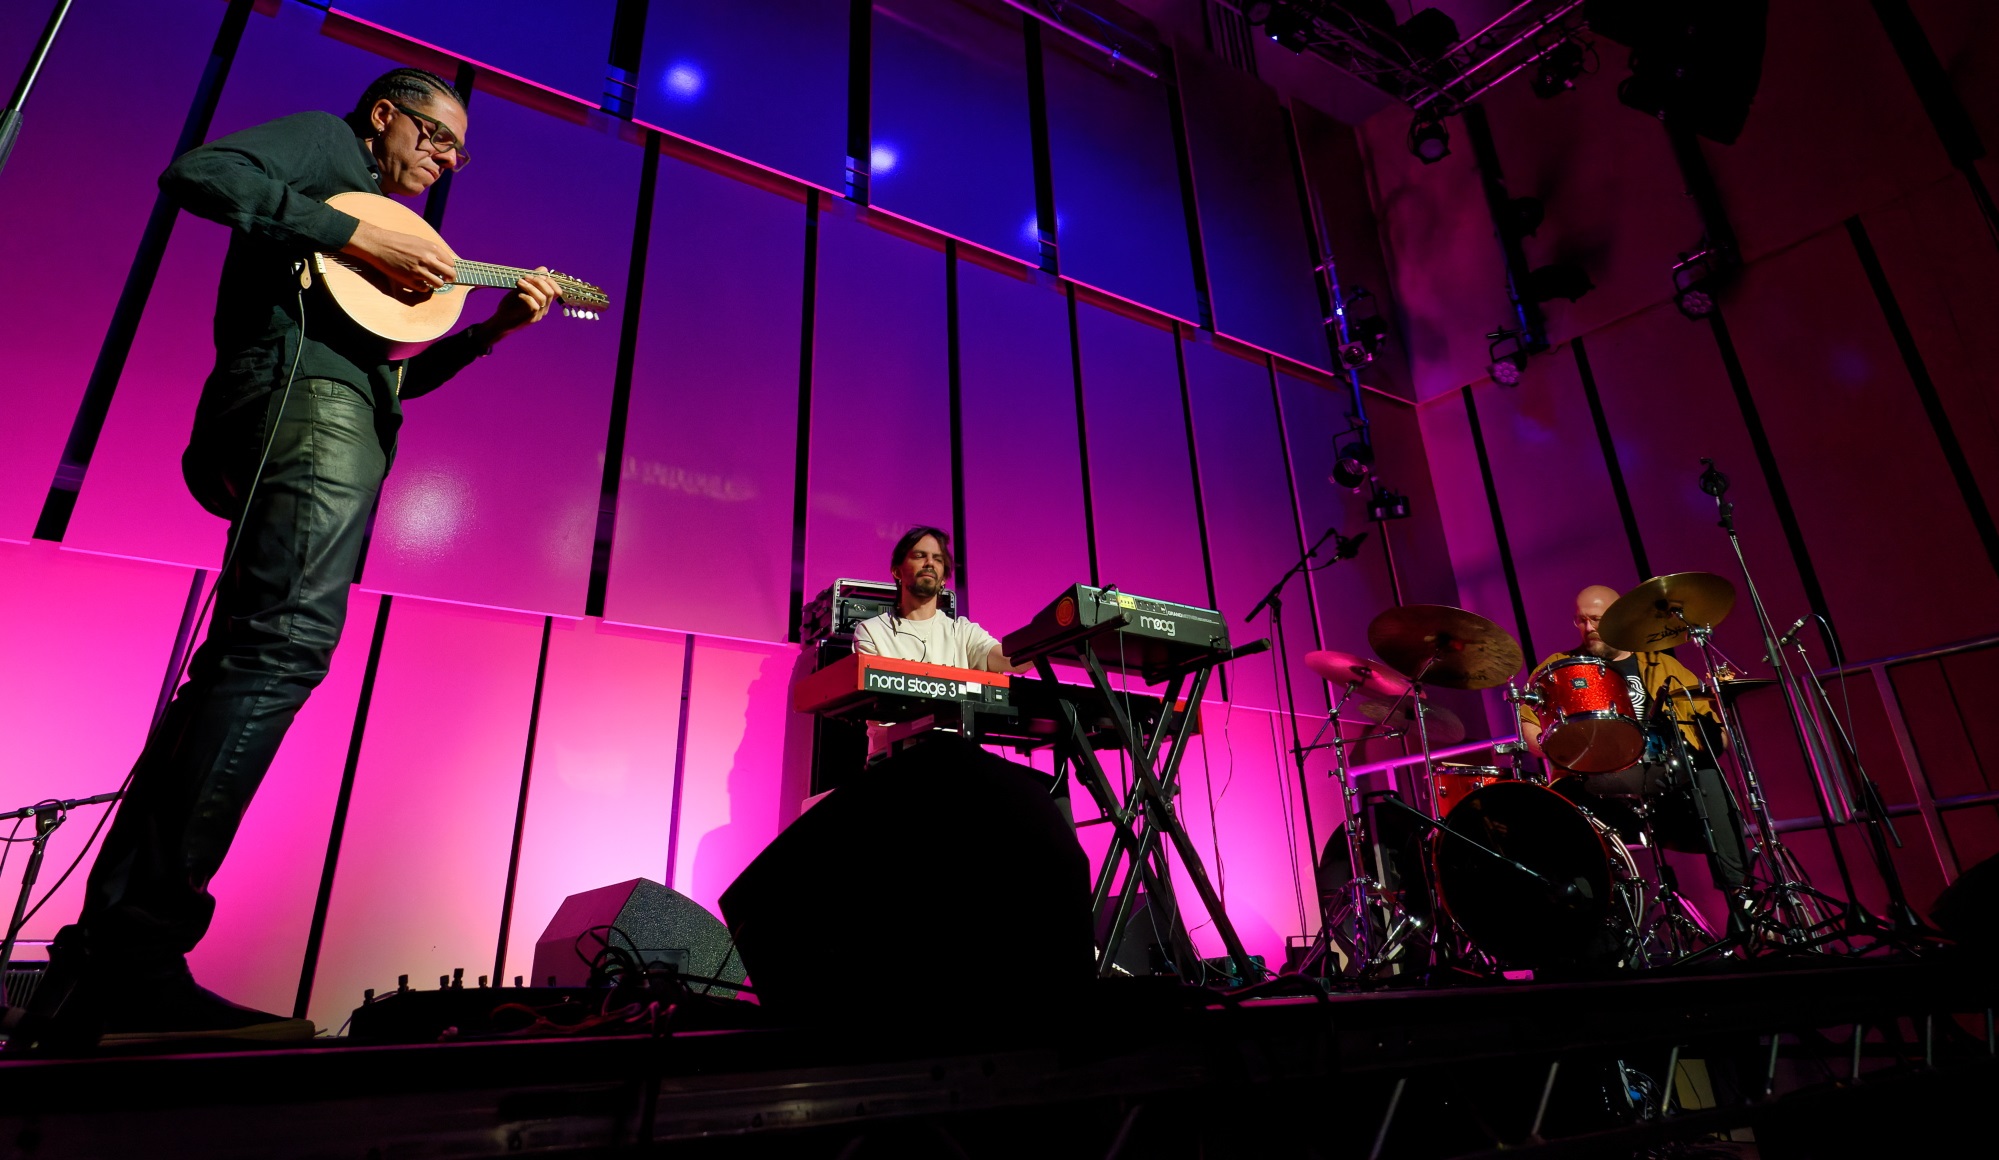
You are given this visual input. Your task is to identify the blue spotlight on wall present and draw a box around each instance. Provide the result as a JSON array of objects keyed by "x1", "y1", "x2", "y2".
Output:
[
  {"x1": 869, "y1": 143, "x2": 900, "y2": 175},
  {"x1": 661, "y1": 62, "x2": 704, "y2": 101}
]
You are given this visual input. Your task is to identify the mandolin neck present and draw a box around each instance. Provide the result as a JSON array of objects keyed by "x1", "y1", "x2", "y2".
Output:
[{"x1": 451, "y1": 259, "x2": 541, "y2": 289}]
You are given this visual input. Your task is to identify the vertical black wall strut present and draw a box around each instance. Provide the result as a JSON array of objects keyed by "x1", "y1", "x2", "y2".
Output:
[
  {"x1": 1067, "y1": 285, "x2": 1100, "y2": 588},
  {"x1": 787, "y1": 192, "x2": 822, "y2": 643},
  {"x1": 1023, "y1": 19, "x2": 1059, "y2": 275},
  {"x1": 33, "y1": 0, "x2": 255, "y2": 542},
  {"x1": 945, "y1": 243, "x2": 970, "y2": 615},
  {"x1": 293, "y1": 593, "x2": 393, "y2": 1019},
  {"x1": 1573, "y1": 338, "x2": 1651, "y2": 582},
  {"x1": 585, "y1": 131, "x2": 662, "y2": 617},
  {"x1": 1461, "y1": 386, "x2": 1535, "y2": 663},
  {"x1": 844, "y1": 0, "x2": 873, "y2": 205},
  {"x1": 1161, "y1": 47, "x2": 1214, "y2": 330}
]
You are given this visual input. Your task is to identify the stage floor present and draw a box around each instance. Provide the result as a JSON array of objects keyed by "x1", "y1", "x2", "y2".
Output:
[{"x1": 1, "y1": 954, "x2": 1993, "y2": 1158}]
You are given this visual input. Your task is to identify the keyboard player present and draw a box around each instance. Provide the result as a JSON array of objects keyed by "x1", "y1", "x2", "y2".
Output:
[{"x1": 852, "y1": 526, "x2": 1025, "y2": 675}]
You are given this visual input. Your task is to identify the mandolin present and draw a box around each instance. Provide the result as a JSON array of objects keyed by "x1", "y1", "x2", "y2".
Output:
[{"x1": 310, "y1": 191, "x2": 610, "y2": 357}]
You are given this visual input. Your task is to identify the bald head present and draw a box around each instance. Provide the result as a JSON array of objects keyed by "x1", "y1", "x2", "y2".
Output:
[{"x1": 1573, "y1": 585, "x2": 1625, "y2": 658}]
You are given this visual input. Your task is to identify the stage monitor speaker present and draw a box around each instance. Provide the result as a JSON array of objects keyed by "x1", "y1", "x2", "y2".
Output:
[
  {"x1": 719, "y1": 735, "x2": 1093, "y2": 1023},
  {"x1": 530, "y1": 878, "x2": 744, "y2": 996}
]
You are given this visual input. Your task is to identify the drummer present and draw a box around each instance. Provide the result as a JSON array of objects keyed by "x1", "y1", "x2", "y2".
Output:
[{"x1": 1519, "y1": 585, "x2": 1751, "y2": 897}]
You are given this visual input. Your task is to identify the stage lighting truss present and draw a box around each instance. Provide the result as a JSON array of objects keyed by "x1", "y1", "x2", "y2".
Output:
[
  {"x1": 1003, "y1": 0, "x2": 1164, "y2": 78},
  {"x1": 1224, "y1": 0, "x2": 1592, "y2": 118}
]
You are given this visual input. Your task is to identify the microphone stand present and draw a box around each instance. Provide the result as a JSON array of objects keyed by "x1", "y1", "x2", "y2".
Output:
[
  {"x1": 1245, "y1": 525, "x2": 1364, "y2": 974},
  {"x1": 0, "y1": 789, "x2": 122, "y2": 1002}
]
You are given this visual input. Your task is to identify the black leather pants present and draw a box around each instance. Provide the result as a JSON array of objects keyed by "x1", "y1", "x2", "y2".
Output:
[{"x1": 73, "y1": 378, "x2": 387, "y2": 966}]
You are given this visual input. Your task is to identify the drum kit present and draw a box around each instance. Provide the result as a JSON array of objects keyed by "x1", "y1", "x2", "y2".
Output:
[{"x1": 1295, "y1": 572, "x2": 1802, "y2": 980}]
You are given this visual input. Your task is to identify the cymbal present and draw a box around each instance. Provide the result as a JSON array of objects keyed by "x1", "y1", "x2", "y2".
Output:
[
  {"x1": 1366, "y1": 605, "x2": 1525, "y2": 691},
  {"x1": 1355, "y1": 699, "x2": 1467, "y2": 745},
  {"x1": 1598, "y1": 572, "x2": 1737, "y2": 653},
  {"x1": 1304, "y1": 649, "x2": 1413, "y2": 700}
]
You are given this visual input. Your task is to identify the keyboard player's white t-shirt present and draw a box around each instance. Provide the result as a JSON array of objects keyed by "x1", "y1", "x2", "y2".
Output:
[{"x1": 851, "y1": 610, "x2": 1001, "y2": 671}]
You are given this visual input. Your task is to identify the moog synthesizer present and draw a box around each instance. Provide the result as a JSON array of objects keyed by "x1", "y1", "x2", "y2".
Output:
[{"x1": 1003, "y1": 584, "x2": 1229, "y2": 679}]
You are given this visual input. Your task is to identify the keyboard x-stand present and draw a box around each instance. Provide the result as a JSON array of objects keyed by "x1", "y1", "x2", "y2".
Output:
[{"x1": 1004, "y1": 585, "x2": 1270, "y2": 983}]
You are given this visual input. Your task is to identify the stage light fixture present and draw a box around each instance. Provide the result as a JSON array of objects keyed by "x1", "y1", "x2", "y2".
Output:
[
  {"x1": 1241, "y1": 1, "x2": 1277, "y2": 23},
  {"x1": 1338, "y1": 342, "x2": 1374, "y2": 370},
  {"x1": 1367, "y1": 484, "x2": 1412, "y2": 522},
  {"x1": 1522, "y1": 262, "x2": 1594, "y2": 303},
  {"x1": 1408, "y1": 114, "x2": 1450, "y2": 164},
  {"x1": 1340, "y1": 286, "x2": 1390, "y2": 355},
  {"x1": 1331, "y1": 439, "x2": 1375, "y2": 491},
  {"x1": 1672, "y1": 247, "x2": 1727, "y2": 320},
  {"x1": 1486, "y1": 329, "x2": 1528, "y2": 387},
  {"x1": 1532, "y1": 40, "x2": 1588, "y2": 98}
]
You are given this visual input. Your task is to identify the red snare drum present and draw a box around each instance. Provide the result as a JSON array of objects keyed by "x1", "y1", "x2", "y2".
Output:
[
  {"x1": 1532, "y1": 655, "x2": 1644, "y2": 774},
  {"x1": 1432, "y1": 765, "x2": 1507, "y2": 818}
]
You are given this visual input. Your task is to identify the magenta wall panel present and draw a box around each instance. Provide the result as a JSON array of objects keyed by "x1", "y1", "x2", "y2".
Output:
[
  {"x1": 1583, "y1": 304, "x2": 1814, "y2": 671},
  {"x1": 1272, "y1": 372, "x2": 1362, "y2": 710},
  {"x1": 1182, "y1": 341, "x2": 1312, "y2": 711},
  {"x1": 955, "y1": 262, "x2": 1088, "y2": 636},
  {"x1": 1042, "y1": 34, "x2": 1199, "y2": 323},
  {"x1": 0, "y1": 0, "x2": 222, "y2": 540},
  {"x1": 673, "y1": 636, "x2": 800, "y2": 917},
  {"x1": 1724, "y1": 231, "x2": 1999, "y2": 660},
  {"x1": 1465, "y1": 360, "x2": 1628, "y2": 666},
  {"x1": 306, "y1": 598, "x2": 543, "y2": 1030},
  {"x1": 871, "y1": 0, "x2": 1038, "y2": 264},
  {"x1": 1074, "y1": 304, "x2": 1207, "y2": 610},
  {"x1": 190, "y1": 588, "x2": 381, "y2": 1015},
  {"x1": 635, "y1": 0, "x2": 848, "y2": 191},
  {"x1": 1414, "y1": 395, "x2": 1520, "y2": 736},
  {"x1": 1174, "y1": 43, "x2": 1327, "y2": 370},
  {"x1": 604, "y1": 158, "x2": 806, "y2": 643},
  {"x1": 335, "y1": 0, "x2": 616, "y2": 105},
  {"x1": 803, "y1": 212, "x2": 951, "y2": 597},
  {"x1": 1476, "y1": 62, "x2": 1704, "y2": 349},
  {"x1": 365, "y1": 97, "x2": 634, "y2": 615},
  {"x1": 1367, "y1": 397, "x2": 1461, "y2": 609},
  {"x1": 65, "y1": 2, "x2": 411, "y2": 568},
  {"x1": 0, "y1": 543, "x2": 192, "y2": 944},
  {"x1": 1701, "y1": 0, "x2": 1953, "y2": 263},
  {"x1": 501, "y1": 619, "x2": 686, "y2": 984},
  {"x1": 1861, "y1": 176, "x2": 1999, "y2": 523},
  {"x1": 1355, "y1": 104, "x2": 1513, "y2": 401}
]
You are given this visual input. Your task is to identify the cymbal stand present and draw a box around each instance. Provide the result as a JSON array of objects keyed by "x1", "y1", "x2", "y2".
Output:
[{"x1": 1694, "y1": 459, "x2": 1883, "y2": 954}]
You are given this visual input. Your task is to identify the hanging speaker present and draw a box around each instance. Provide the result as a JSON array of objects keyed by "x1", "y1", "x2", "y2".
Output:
[
  {"x1": 719, "y1": 735, "x2": 1093, "y2": 1023},
  {"x1": 530, "y1": 878, "x2": 744, "y2": 997}
]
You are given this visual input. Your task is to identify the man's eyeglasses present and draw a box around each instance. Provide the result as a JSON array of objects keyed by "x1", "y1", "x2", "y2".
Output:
[{"x1": 394, "y1": 103, "x2": 469, "y2": 170}]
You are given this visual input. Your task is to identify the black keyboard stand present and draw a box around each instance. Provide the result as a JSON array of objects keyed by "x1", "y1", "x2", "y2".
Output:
[{"x1": 1032, "y1": 639, "x2": 1267, "y2": 984}]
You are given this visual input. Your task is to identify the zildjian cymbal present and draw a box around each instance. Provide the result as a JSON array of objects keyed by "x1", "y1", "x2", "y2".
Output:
[
  {"x1": 1598, "y1": 572, "x2": 1737, "y2": 653},
  {"x1": 1354, "y1": 698, "x2": 1467, "y2": 745},
  {"x1": 1367, "y1": 604, "x2": 1525, "y2": 691},
  {"x1": 1303, "y1": 648, "x2": 1413, "y2": 700}
]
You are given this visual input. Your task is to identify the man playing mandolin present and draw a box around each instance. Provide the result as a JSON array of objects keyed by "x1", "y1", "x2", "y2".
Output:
[{"x1": 12, "y1": 68, "x2": 560, "y2": 1049}]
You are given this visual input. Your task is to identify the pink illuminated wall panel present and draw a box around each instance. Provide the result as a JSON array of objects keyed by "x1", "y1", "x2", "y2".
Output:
[
  {"x1": 1182, "y1": 341, "x2": 1314, "y2": 712},
  {"x1": 1475, "y1": 67, "x2": 1704, "y2": 348},
  {"x1": 366, "y1": 96, "x2": 635, "y2": 615},
  {"x1": 0, "y1": 0, "x2": 223, "y2": 539},
  {"x1": 306, "y1": 598, "x2": 543, "y2": 1030},
  {"x1": 65, "y1": 2, "x2": 416, "y2": 568},
  {"x1": 803, "y1": 212, "x2": 951, "y2": 596},
  {"x1": 673, "y1": 636, "x2": 801, "y2": 917},
  {"x1": 1174, "y1": 44, "x2": 1327, "y2": 370},
  {"x1": 1724, "y1": 230, "x2": 1999, "y2": 660},
  {"x1": 1355, "y1": 104, "x2": 1512, "y2": 401},
  {"x1": 190, "y1": 589, "x2": 382, "y2": 1016},
  {"x1": 1860, "y1": 176, "x2": 1999, "y2": 523},
  {"x1": 1074, "y1": 304, "x2": 1207, "y2": 610},
  {"x1": 1583, "y1": 304, "x2": 1813, "y2": 671},
  {"x1": 1462, "y1": 359, "x2": 1629, "y2": 666},
  {"x1": 0, "y1": 543, "x2": 193, "y2": 944},
  {"x1": 605, "y1": 158, "x2": 807, "y2": 643},
  {"x1": 501, "y1": 619, "x2": 686, "y2": 985},
  {"x1": 1702, "y1": 0, "x2": 1953, "y2": 263},
  {"x1": 955, "y1": 262, "x2": 1089, "y2": 637}
]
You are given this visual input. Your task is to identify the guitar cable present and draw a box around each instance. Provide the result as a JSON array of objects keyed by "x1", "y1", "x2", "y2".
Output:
[{"x1": 9, "y1": 275, "x2": 313, "y2": 938}]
